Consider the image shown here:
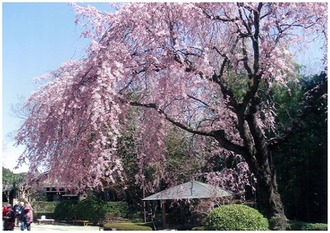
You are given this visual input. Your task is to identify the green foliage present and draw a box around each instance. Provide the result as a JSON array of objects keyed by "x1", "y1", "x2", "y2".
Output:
[
  {"x1": 2, "y1": 167, "x2": 14, "y2": 184},
  {"x1": 287, "y1": 220, "x2": 328, "y2": 230},
  {"x1": 269, "y1": 215, "x2": 287, "y2": 230},
  {"x1": 74, "y1": 198, "x2": 106, "y2": 224},
  {"x1": 204, "y1": 204, "x2": 269, "y2": 230},
  {"x1": 118, "y1": 116, "x2": 207, "y2": 207},
  {"x1": 53, "y1": 200, "x2": 78, "y2": 221},
  {"x1": 53, "y1": 198, "x2": 130, "y2": 224},
  {"x1": 104, "y1": 199, "x2": 128, "y2": 217},
  {"x1": 32, "y1": 201, "x2": 58, "y2": 213},
  {"x1": 274, "y1": 72, "x2": 327, "y2": 223},
  {"x1": 29, "y1": 190, "x2": 48, "y2": 201},
  {"x1": 165, "y1": 127, "x2": 207, "y2": 183},
  {"x1": 2, "y1": 167, "x2": 26, "y2": 185},
  {"x1": 103, "y1": 222, "x2": 152, "y2": 231}
]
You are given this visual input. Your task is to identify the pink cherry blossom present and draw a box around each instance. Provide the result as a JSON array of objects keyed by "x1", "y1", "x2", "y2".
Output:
[{"x1": 16, "y1": 3, "x2": 326, "y2": 228}]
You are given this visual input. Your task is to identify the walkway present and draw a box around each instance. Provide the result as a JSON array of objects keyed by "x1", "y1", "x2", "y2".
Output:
[{"x1": 14, "y1": 222, "x2": 101, "y2": 231}]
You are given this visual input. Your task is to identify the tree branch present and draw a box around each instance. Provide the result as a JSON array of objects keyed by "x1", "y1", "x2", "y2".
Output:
[
  {"x1": 129, "y1": 101, "x2": 246, "y2": 155},
  {"x1": 240, "y1": 5, "x2": 262, "y2": 115},
  {"x1": 269, "y1": 73, "x2": 327, "y2": 149},
  {"x1": 211, "y1": 130, "x2": 247, "y2": 155},
  {"x1": 186, "y1": 94, "x2": 210, "y2": 108},
  {"x1": 268, "y1": 106, "x2": 319, "y2": 150},
  {"x1": 200, "y1": 6, "x2": 239, "y2": 22},
  {"x1": 129, "y1": 101, "x2": 213, "y2": 137}
]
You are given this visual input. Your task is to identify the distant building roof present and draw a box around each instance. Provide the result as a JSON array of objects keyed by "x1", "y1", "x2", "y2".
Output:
[{"x1": 143, "y1": 180, "x2": 232, "y2": 201}]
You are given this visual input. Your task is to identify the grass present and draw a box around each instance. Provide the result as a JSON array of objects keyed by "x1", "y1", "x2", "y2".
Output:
[
  {"x1": 287, "y1": 220, "x2": 327, "y2": 231},
  {"x1": 103, "y1": 222, "x2": 153, "y2": 231}
]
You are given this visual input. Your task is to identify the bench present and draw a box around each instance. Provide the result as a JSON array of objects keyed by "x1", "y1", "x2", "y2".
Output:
[
  {"x1": 37, "y1": 219, "x2": 55, "y2": 225},
  {"x1": 73, "y1": 220, "x2": 89, "y2": 226}
]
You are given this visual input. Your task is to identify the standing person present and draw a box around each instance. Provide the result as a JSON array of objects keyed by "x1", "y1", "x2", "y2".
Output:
[
  {"x1": 2, "y1": 204, "x2": 9, "y2": 230},
  {"x1": 18, "y1": 202, "x2": 25, "y2": 229},
  {"x1": 16, "y1": 202, "x2": 24, "y2": 227},
  {"x1": 22, "y1": 199, "x2": 34, "y2": 212},
  {"x1": 3, "y1": 205, "x2": 15, "y2": 231},
  {"x1": 20, "y1": 203, "x2": 33, "y2": 231},
  {"x1": 13, "y1": 202, "x2": 21, "y2": 227},
  {"x1": 2, "y1": 204, "x2": 8, "y2": 217}
]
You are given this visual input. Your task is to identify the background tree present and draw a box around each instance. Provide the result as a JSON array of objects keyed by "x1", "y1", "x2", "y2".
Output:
[
  {"x1": 2, "y1": 167, "x2": 26, "y2": 187},
  {"x1": 273, "y1": 72, "x2": 327, "y2": 223},
  {"x1": 15, "y1": 3, "x2": 327, "y2": 229},
  {"x1": 2, "y1": 167, "x2": 26, "y2": 203}
]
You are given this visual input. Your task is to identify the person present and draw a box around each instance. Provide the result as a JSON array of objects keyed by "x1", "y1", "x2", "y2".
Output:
[
  {"x1": 13, "y1": 202, "x2": 21, "y2": 227},
  {"x1": 20, "y1": 202, "x2": 33, "y2": 231},
  {"x1": 2, "y1": 204, "x2": 8, "y2": 217},
  {"x1": 17, "y1": 202, "x2": 25, "y2": 227},
  {"x1": 21, "y1": 199, "x2": 33, "y2": 211},
  {"x1": 15, "y1": 202, "x2": 24, "y2": 227},
  {"x1": 3, "y1": 205, "x2": 15, "y2": 231}
]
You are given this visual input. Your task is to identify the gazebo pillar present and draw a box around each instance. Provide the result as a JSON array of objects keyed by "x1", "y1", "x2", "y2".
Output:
[
  {"x1": 143, "y1": 200, "x2": 147, "y2": 222},
  {"x1": 161, "y1": 200, "x2": 166, "y2": 229},
  {"x1": 180, "y1": 201, "x2": 185, "y2": 224}
]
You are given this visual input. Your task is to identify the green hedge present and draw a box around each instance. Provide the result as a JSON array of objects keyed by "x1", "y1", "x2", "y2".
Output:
[
  {"x1": 31, "y1": 201, "x2": 58, "y2": 220},
  {"x1": 104, "y1": 201, "x2": 129, "y2": 218},
  {"x1": 74, "y1": 198, "x2": 106, "y2": 224},
  {"x1": 31, "y1": 201, "x2": 58, "y2": 213},
  {"x1": 53, "y1": 198, "x2": 130, "y2": 224},
  {"x1": 205, "y1": 204, "x2": 269, "y2": 230},
  {"x1": 287, "y1": 220, "x2": 327, "y2": 230},
  {"x1": 103, "y1": 222, "x2": 152, "y2": 231},
  {"x1": 53, "y1": 200, "x2": 78, "y2": 221}
]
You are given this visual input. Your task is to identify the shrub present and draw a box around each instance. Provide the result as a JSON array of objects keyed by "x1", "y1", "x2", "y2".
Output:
[
  {"x1": 287, "y1": 220, "x2": 327, "y2": 230},
  {"x1": 74, "y1": 197, "x2": 106, "y2": 224},
  {"x1": 53, "y1": 200, "x2": 78, "y2": 221},
  {"x1": 53, "y1": 198, "x2": 131, "y2": 224},
  {"x1": 31, "y1": 201, "x2": 58, "y2": 213},
  {"x1": 204, "y1": 204, "x2": 269, "y2": 230},
  {"x1": 31, "y1": 201, "x2": 58, "y2": 220},
  {"x1": 104, "y1": 201, "x2": 129, "y2": 218},
  {"x1": 103, "y1": 222, "x2": 152, "y2": 231}
]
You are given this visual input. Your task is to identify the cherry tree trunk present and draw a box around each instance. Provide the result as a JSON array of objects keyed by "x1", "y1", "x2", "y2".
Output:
[
  {"x1": 254, "y1": 163, "x2": 286, "y2": 230},
  {"x1": 232, "y1": 114, "x2": 287, "y2": 230}
]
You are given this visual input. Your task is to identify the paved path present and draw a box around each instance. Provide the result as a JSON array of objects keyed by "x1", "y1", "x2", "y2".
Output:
[{"x1": 14, "y1": 223, "x2": 102, "y2": 231}]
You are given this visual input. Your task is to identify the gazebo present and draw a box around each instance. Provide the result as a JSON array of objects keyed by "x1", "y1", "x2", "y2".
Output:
[{"x1": 142, "y1": 180, "x2": 233, "y2": 229}]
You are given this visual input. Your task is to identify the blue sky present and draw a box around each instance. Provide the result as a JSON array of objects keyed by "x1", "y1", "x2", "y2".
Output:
[{"x1": 2, "y1": 2, "x2": 113, "y2": 172}]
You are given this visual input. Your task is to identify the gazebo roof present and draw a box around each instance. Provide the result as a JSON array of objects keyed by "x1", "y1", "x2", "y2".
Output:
[{"x1": 143, "y1": 180, "x2": 232, "y2": 201}]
